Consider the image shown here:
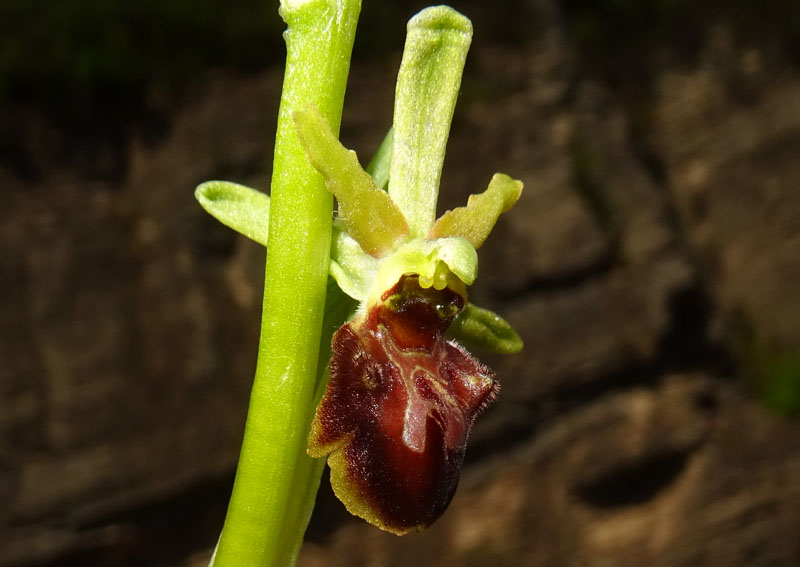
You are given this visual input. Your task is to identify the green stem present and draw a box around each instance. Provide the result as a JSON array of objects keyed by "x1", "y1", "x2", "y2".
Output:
[
  {"x1": 274, "y1": 280, "x2": 357, "y2": 566},
  {"x1": 211, "y1": 0, "x2": 360, "y2": 565}
]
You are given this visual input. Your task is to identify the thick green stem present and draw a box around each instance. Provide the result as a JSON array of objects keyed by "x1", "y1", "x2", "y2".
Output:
[{"x1": 211, "y1": 0, "x2": 360, "y2": 565}]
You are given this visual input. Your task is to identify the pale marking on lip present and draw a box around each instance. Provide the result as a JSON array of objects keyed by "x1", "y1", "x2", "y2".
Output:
[{"x1": 376, "y1": 323, "x2": 465, "y2": 453}]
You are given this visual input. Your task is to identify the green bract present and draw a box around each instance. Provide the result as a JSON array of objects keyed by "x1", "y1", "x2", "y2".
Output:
[{"x1": 389, "y1": 6, "x2": 472, "y2": 237}]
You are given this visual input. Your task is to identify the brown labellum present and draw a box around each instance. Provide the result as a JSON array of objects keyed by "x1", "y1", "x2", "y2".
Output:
[{"x1": 308, "y1": 275, "x2": 498, "y2": 534}]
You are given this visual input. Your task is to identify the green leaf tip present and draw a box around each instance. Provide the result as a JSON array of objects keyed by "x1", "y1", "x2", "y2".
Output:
[
  {"x1": 294, "y1": 107, "x2": 409, "y2": 257},
  {"x1": 448, "y1": 303, "x2": 523, "y2": 354},
  {"x1": 195, "y1": 180, "x2": 271, "y2": 247},
  {"x1": 430, "y1": 173, "x2": 523, "y2": 248}
]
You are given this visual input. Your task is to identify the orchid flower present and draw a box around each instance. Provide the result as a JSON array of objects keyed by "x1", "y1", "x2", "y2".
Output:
[{"x1": 196, "y1": 5, "x2": 522, "y2": 537}]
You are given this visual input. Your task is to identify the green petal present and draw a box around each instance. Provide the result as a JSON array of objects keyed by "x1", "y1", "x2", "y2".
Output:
[
  {"x1": 373, "y1": 237, "x2": 477, "y2": 304},
  {"x1": 329, "y1": 222, "x2": 380, "y2": 301},
  {"x1": 294, "y1": 107, "x2": 408, "y2": 257},
  {"x1": 430, "y1": 173, "x2": 522, "y2": 248},
  {"x1": 195, "y1": 180, "x2": 271, "y2": 247},
  {"x1": 448, "y1": 302, "x2": 523, "y2": 354}
]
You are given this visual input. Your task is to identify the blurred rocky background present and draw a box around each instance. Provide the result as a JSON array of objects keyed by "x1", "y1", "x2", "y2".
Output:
[{"x1": 2, "y1": 0, "x2": 800, "y2": 565}]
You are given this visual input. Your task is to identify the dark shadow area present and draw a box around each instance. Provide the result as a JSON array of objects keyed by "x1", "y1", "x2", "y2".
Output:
[
  {"x1": 26, "y1": 475, "x2": 233, "y2": 567},
  {"x1": 574, "y1": 448, "x2": 691, "y2": 509}
]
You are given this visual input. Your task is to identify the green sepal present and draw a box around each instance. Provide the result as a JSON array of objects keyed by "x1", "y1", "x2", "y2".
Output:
[
  {"x1": 389, "y1": 6, "x2": 472, "y2": 237},
  {"x1": 294, "y1": 107, "x2": 409, "y2": 257},
  {"x1": 195, "y1": 180, "x2": 271, "y2": 247},
  {"x1": 448, "y1": 302, "x2": 523, "y2": 354},
  {"x1": 430, "y1": 172, "x2": 523, "y2": 248}
]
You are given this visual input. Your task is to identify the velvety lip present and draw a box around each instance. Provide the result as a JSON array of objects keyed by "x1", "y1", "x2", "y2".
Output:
[{"x1": 309, "y1": 275, "x2": 498, "y2": 534}]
